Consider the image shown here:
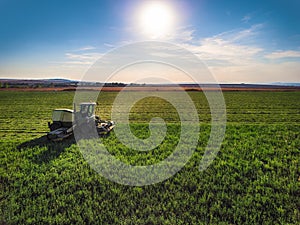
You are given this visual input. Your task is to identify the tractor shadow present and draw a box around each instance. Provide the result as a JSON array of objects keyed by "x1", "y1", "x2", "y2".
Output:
[
  {"x1": 17, "y1": 133, "x2": 111, "y2": 164},
  {"x1": 17, "y1": 135, "x2": 76, "y2": 164}
]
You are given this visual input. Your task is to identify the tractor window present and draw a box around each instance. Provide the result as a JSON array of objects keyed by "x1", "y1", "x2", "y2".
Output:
[
  {"x1": 88, "y1": 105, "x2": 94, "y2": 117},
  {"x1": 81, "y1": 105, "x2": 88, "y2": 115}
]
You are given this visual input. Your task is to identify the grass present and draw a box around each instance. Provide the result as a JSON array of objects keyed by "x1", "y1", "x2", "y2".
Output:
[{"x1": 0, "y1": 90, "x2": 299, "y2": 224}]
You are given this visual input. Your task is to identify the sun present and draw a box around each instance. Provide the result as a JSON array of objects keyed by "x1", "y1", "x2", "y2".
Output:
[{"x1": 137, "y1": 1, "x2": 175, "y2": 39}]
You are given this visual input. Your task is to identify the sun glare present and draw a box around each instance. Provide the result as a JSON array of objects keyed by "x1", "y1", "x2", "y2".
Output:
[{"x1": 137, "y1": 1, "x2": 175, "y2": 39}]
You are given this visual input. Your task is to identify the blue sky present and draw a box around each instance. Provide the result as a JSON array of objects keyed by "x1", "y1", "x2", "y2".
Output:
[{"x1": 0, "y1": 0, "x2": 299, "y2": 83}]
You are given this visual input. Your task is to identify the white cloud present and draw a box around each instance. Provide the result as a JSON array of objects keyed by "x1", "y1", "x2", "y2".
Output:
[
  {"x1": 168, "y1": 24, "x2": 299, "y2": 83},
  {"x1": 167, "y1": 26, "x2": 195, "y2": 42},
  {"x1": 41, "y1": 24, "x2": 299, "y2": 83},
  {"x1": 179, "y1": 24, "x2": 263, "y2": 66},
  {"x1": 104, "y1": 43, "x2": 116, "y2": 48},
  {"x1": 60, "y1": 61, "x2": 93, "y2": 65},
  {"x1": 65, "y1": 53, "x2": 101, "y2": 61},
  {"x1": 194, "y1": 37, "x2": 262, "y2": 61},
  {"x1": 265, "y1": 50, "x2": 300, "y2": 59},
  {"x1": 62, "y1": 52, "x2": 103, "y2": 65},
  {"x1": 242, "y1": 15, "x2": 251, "y2": 23},
  {"x1": 74, "y1": 46, "x2": 96, "y2": 51}
]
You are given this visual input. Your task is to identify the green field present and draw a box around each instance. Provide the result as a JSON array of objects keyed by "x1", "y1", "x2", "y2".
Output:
[{"x1": 0, "y1": 91, "x2": 299, "y2": 224}]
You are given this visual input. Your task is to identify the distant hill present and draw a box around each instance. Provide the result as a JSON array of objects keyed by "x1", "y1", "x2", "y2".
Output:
[
  {"x1": 0, "y1": 78, "x2": 78, "y2": 88},
  {"x1": 0, "y1": 78, "x2": 125, "y2": 88},
  {"x1": 0, "y1": 78, "x2": 299, "y2": 89},
  {"x1": 271, "y1": 82, "x2": 300, "y2": 87}
]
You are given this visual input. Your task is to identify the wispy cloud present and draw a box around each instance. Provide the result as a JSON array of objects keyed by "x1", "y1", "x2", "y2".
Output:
[
  {"x1": 194, "y1": 36, "x2": 262, "y2": 61},
  {"x1": 62, "y1": 52, "x2": 103, "y2": 65},
  {"x1": 168, "y1": 26, "x2": 195, "y2": 42},
  {"x1": 104, "y1": 43, "x2": 116, "y2": 48},
  {"x1": 60, "y1": 61, "x2": 93, "y2": 65},
  {"x1": 65, "y1": 53, "x2": 101, "y2": 61},
  {"x1": 170, "y1": 24, "x2": 300, "y2": 83},
  {"x1": 49, "y1": 23, "x2": 299, "y2": 83},
  {"x1": 242, "y1": 15, "x2": 251, "y2": 23},
  {"x1": 74, "y1": 46, "x2": 96, "y2": 51},
  {"x1": 179, "y1": 24, "x2": 264, "y2": 66},
  {"x1": 265, "y1": 50, "x2": 300, "y2": 59},
  {"x1": 210, "y1": 24, "x2": 263, "y2": 43}
]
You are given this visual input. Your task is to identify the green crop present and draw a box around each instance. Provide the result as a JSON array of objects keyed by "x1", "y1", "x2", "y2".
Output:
[{"x1": 0, "y1": 91, "x2": 299, "y2": 224}]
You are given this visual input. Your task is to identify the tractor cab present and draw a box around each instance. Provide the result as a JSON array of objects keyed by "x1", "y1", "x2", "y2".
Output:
[
  {"x1": 74, "y1": 102, "x2": 99, "y2": 126},
  {"x1": 79, "y1": 102, "x2": 96, "y2": 118}
]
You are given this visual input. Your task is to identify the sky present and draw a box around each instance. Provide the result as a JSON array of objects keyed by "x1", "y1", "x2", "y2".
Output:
[{"x1": 0, "y1": 0, "x2": 299, "y2": 83}]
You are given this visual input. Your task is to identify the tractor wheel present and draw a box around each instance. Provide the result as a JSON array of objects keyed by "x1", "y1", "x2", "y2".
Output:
[{"x1": 49, "y1": 122, "x2": 62, "y2": 131}]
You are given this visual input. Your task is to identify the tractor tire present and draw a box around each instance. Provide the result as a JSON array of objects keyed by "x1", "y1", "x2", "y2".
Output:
[{"x1": 49, "y1": 122, "x2": 62, "y2": 131}]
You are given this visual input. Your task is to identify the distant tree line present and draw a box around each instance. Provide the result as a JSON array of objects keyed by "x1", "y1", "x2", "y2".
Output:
[
  {"x1": 0, "y1": 82, "x2": 9, "y2": 88},
  {"x1": 103, "y1": 82, "x2": 126, "y2": 87},
  {"x1": 0, "y1": 80, "x2": 151, "y2": 88}
]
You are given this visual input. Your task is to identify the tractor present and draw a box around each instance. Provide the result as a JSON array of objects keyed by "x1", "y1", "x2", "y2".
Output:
[{"x1": 47, "y1": 102, "x2": 115, "y2": 141}]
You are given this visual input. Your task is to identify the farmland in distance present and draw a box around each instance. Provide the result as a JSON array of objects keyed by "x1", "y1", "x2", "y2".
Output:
[{"x1": 0, "y1": 90, "x2": 299, "y2": 224}]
